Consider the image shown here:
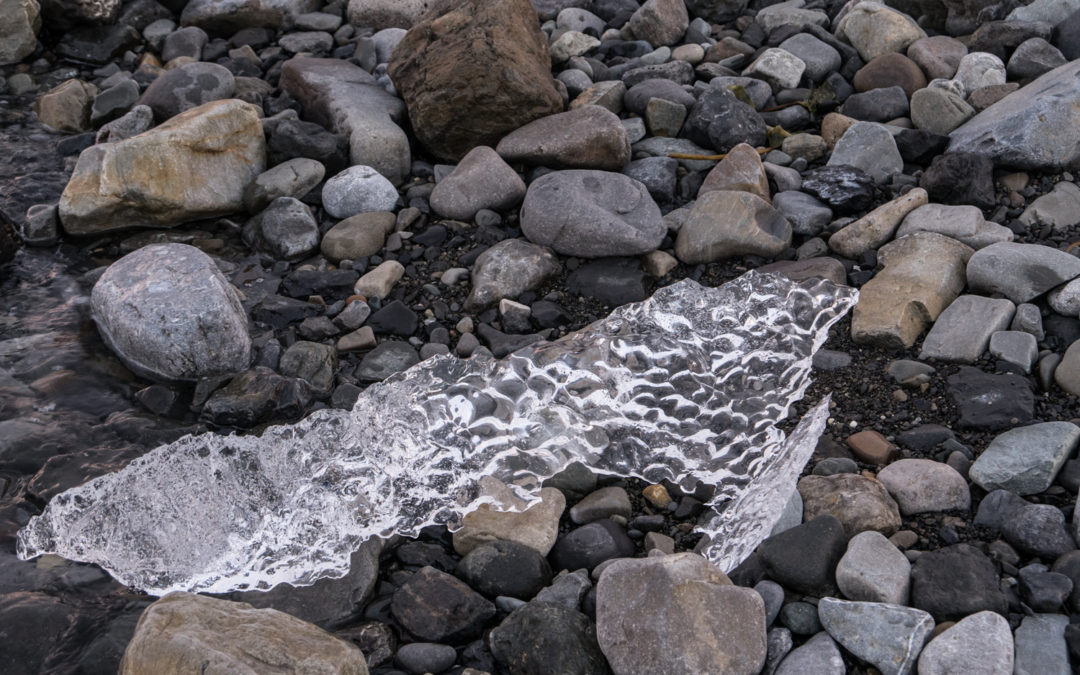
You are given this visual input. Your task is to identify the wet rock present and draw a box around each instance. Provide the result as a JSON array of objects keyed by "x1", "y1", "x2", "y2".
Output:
[
  {"x1": 138, "y1": 62, "x2": 236, "y2": 122},
  {"x1": 917, "y1": 611, "x2": 1013, "y2": 675},
  {"x1": 775, "y1": 631, "x2": 844, "y2": 675},
  {"x1": 92, "y1": 243, "x2": 250, "y2": 382},
  {"x1": 266, "y1": 119, "x2": 348, "y2": 176},
  {"x1": 828, "y1": 187, "x2": 926, "y2": 259},
  {"x1": 466, "y1": 238, "x2": 560, "y2": 311},
  {"x1": 278, "y1": 340, "x2": 336, "y2": 397},
  {"x1": 456, "y1": 540, "x2": 551, "y2": 600},
  {"x1": 674, "y1": 190, "x2": 791, "y2": 263},
  {"x1": 430, "y1": 146, "x2": 526, "y2": 220},
  {"x1": 388, "y1": 0, "x2": 563, "y2": 161},
  {"x1": 1019, "y1": 567, "x2": 1073, "y2": 612},
  {"x1": 818, "y1": 597, "x2": 933, "y2": 675},
  {"x1": 489, "y1": 602, "x2": 608, "y2": 675},
  {"x1": 392, "y1": 566, "x2": 495, "y2": 644},
  {"x1": 90, "y1": 79, "x2": 141, "y2": 128},
  {"x1": 59, "y1": 99, "x2": 265, "y2": 235},
  {"x1": 201, "y1": 367, "x2": 313, "y2": 426},
  {"x1": 597, "y1": 553, "x2": 765, "y2": 675},
  {"x1": 910, "y1": 543, "x2": 1008, "y2": 620},
  {"x1": 55, "y1": 24, "x2": 140, "y2": 64},
  {"x1": 947, "y1": 366, "x2": 1033, "y2": 430},
  {"x1": 835, "y1": 530, "x2": 911, "y2": 605},
  {"x1": 799, "y1": 165, "x2": 875, "y2": 215},
  {"x1": 1001, "y1": 503, "x2": 1077, "y2": 559},
  {"x1": 948, "y1": 60, "x2": 1080, "y2": 171},
  {"x1": 497, "y1": 105, "x2": 629, "y2": 171},
  {"x1": 851, "y1": 232, "x2": 973, "y2": 349},
  {"x1": 758, "y1": 515, "x2": 847, "y2": 597},
  {"x1": 521, "y1": 170, "x2": 664, "y2": 258},
  {"x1": 919, "y1": 294, "x2": 1015, "y2": 363},
  {"x1": 967, "y1": 241, "x2": 1080, "y2": 303},
  {"x1": 243, "y1": 197, "x2": 319, "y2": 261},
  {"x1": 798, "y1": 473, "x2": 903, "y2": 537},
  {"x1": 835, "y1": 1, "x2": 927, "y2": 62},
  {"x1": 119, "y1": 593, "x2": 367, "y2": 673}
]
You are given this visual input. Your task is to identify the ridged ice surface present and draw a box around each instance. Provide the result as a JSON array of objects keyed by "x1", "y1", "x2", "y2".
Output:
[{"x1": 17, "y1": 271, "x2": 857, "y2": 595}]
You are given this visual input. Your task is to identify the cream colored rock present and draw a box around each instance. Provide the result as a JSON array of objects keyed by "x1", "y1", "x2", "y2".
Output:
[
  {"x1": 353, "y1": 259, "x2": 405, "y2": 299},
  {"x1": 836, "y1": 1, "x2": 927, "y2": 62},
  {"x1": 59, "y1": 99, "x2": 265, "y2": 235},
  {"x1": 33, "y1": 78, "x2": 98, "y2": 133},
  {"x1": 828, "y1": 187, "x2": 927, "y2": 259},
  {"x1": 852, "y1": 232, "x2": 973, "y2": 348},
  {"x1": 119, "y1": 592, "x2": 367, "y2": 674},
  {"x1": 0, "y1": 0, "x2": 40, "y2": 65},
  {"x1": 821, "y1": 112, "x2": 857, "y2": 148},
  {"x1": 453, "y1": 486, "x2": 565, "y2": 556}
]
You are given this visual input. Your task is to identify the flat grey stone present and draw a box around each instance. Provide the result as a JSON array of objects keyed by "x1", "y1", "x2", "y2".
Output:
[
  {"x1": 496, "y1": 105, "x2": 631, "y2": 171},
  {"x1": 969, "y1": 421, "x2": 1080, "y2": 495},
  {"x1": 919, "y1": 294, "x2": 1015, "y2": 363},
  {"x1": 774, "y1": 631, "x2": 844, "y2": 675},
  {"x1": 1013, "y1": 613, "x2": 1071, "y2": 675},
  {"x1": 827, "y1": 121, "x2": 904, "y2": 183},
  {"x1": 778, "y1": 33, "x2": 841, "y2": 83},
  {"x1": 877, "y1": 458, "x2": 970, "y2": 515},
  {"x1": 1048, "y1": 276, "x2": 1080, "y2": 316},
  {"x1": 1011, "y1": 302, "x2": 1045, "y2": 339},
  {"x1": 818, "y1": 597, "x2": 934, "y2": 675},
  {"x1": 1019, "y1": 181, "x2": 1080, "y2": 231},
  {"x1": 834, "y1": 531, "x2": 911, "y2": 605},
  {"x1": 988, "y1": 330, "x2": 1038, "y2": 371},
  {"x1": 967, "y1": 242, "x2": 1080, "y2": 303},
  {"x1": 910, "y1": 87, "x2": 974, "y2": 135},
  {"x1": 569, "y1": 486, "x2": 632, "y2": 525},
  {"x1": 243, "y1": 157, "x2": 326, "y2": 213},
  {"x1": 916, "y1": 610, "x2": 1013, "y2": 675},
  {"x1": 429, "y1": 146, "x2": 526, "y2": 220}
]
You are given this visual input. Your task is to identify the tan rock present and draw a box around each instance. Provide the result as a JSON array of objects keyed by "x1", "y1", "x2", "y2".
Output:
[
  {"x1": 321, "y1": 211, "x2": 396, "y2": 262},
  {"x1": 836, "y1": 1, "x2": 927, "y2": 62},
  {"x1": 674, "y1": 190, "x2": 791, "y2": 263},
  {"x1": 851, "y1": 231, "x2": 973, "y2": 348},
  {"x1": 568, "y1": 80, "x2": 627, "y2": 114},
  {"x1": 453, "y1": 486, "x2": 565, "y2": 556},
  {"x1": 821, "y1": 112, "x2": 858, "y2": 148},
  {"x1": 58, "y1": 99, "x2": 265, "y2": 235},
  {"x1": 119, "y1": 592, "x2": 367, "y2": 674},
  {"x1": 828, "y1": 187, "x2": 928, "y2": 259},
  {"x1": 798, "y1": 473, "x2": 903, "y2": 537},
  {"x1": 33, "y1": 79, "x2": 98, "y2": 133},
  {"x1": 353, "y1": 260, "x2": 405, "y2": 299},
  {"x1": 496, "y1": 105, "x2": 630, "y2": 171},
  {"x1": 699, "y1": 142, "x2": 770, "y2": 201},
  {"x1": 0, "y1": 0, "x2": 40, "y2": 65}
]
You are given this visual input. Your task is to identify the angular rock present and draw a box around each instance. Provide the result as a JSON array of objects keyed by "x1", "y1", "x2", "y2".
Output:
[
  {"x1": 699, "y1": 142, "x2": 770, "y2": 201},
  {"x1": 1007, "y1": 37, "x2": 1067, "y2": 81},
  {"x1": 627, "y1": 0, "x2": 688, "y2": 47},
  {"x1": 91, "y1": 243, "x2": 251, "y2": 382},
  {"x1": 201, "y1": 367, "x2": 314, "y2": 426},
  {"x1": 59, "y1": 99, "x2": 265, "y2": 235},
  {"x1": 988, "y1": 330, "x2": 1038, "y2": 371},
  {"x1": 138, "y1": 62, "x2": 235, "y2": 122},
  {"x1": 836, "y1": 1, "x2": 927, "y2": 62},
  {"x1": 896, "y1": 203, "x2": 1011, "y2": 249},
  {"x1": 948, "y1": 366, "x2": 1034, "y2": 429},
  {"x1": 387, "y1": 0, "x2": 563, "y2": 161},
  {"x1": 835, "y1": 530, "x2": 911, "y2": 605},
  {"x1": 967, "y1": 241, "x2": 1080, "y2": 303},
  {"x1": 758, "y1": 515, "x2": 847, "y2": 597},
  {"x1": 430, "y1": 146, "x2": 526, "y2": 220},
  {"x1": 118, "y1": 593, "x2": 367, "y2": 674},
  {"x1": 970, "y1": 422, "x2": 1080, "y2": 495},
  {"x1": 828, "y1": 187, "x2": 927, "y2": 259},
  {"x1": 279, "y1": 56, "x2": 410, "y2": 185},
  {"x1": 596, "y1": 553, "x2": 766, "y2": 675},
  {"x1": 917, "y1": 611, "x2": 1013, "y2": 675},
  {"x1": 772, "y1": 191, "x2": 832, "y2": 236},
  {"x1": 907, "y1": 35, "x2": 966, "y2": 80},
  {"x1": 489, "y1": 602, "x2": 608, "y2": 675},
  {"x1": 243, "y1": 197, "x2": 320, "y2": 261},
  {"x1": 90, "y1": 79, "x2": 141, "y2": 128},
  {"x1": 827, "y1": 122, "x2": 904, "y2": 184},
  {"x1": 910, "y1": 87, "x2": 975, "y2": 135},
  {"x1": 1013, "y1": 613, "x2": 1071, "y2": 675},
  {"x1": 877, "y1": 458, "x2": 970, "y2": 515},
  {"x1": 674, "y1": 190, "x2": 791, "y2": 263},
  {"x1": 919, "y1": 151, "x2": 996, "y2": 208},
  {"x1": 742, "y1": 48, "x2": 806, "y2": 92},
  {"x1": 818, "y1": 597, "x2": 934, "y2": 675},
  {"x1": 243, "y1": 158, "x2": 325, "y2": 213},
  {"x1": 800, "y1": 165, "x2": 876, "y2": 215},
  {"x1": 520, "y1": 170, "x2": 664, "y2": 258},
  {"x1": 320, "y1": 211, "x2": 395, "y2": 263},
  {"x1": 948, "y1": 60, "x2": 1080, "y2": 171},
  {"x1": 798, "y1": 473, "x2": 903, "y2": 538},
  {"x1": 392, "y1": 566, "x2": 496, "y2": 644},
  {"x1": 0, "y1": 0, "x2": 40, "y2": 66},
  {"x1": 780, "y1": 33, "x2": 841, "y2": 83},
  {"x1": 681, "y1": 86, "x2": 767, "y2": 154},
  {"x1": 496, "y1": 105, "x2": 630, "y2": 171},
  {"x1": 1019, "y1": 180, "x2": 1080, "y2": 230},
  {"x1": 353, "y1": 260, "x2": 405, "y2": 299},
  {"x1": 918, "y1": 294, "x2": 1015, "y2": 363},
  {"x1": 354, "y1": 341, "x2": 418, "y2": 381},
  {"x1": 465, "y1": 238, "x2": 560, "y2": 311},
  {"x1": 851, "y1": 232, "x2": 973, "y2": 349},
  {"x1": 456, "y1": 540, "x2": 551, "y2": 600},
  {"x1": 34, "y1": 79, "x2": 97, "y2": 133},
  {"x1": 910, "y1": 543, "x2": 1009, "y2": 620},
  {"x1": 775, "y1": 631, "x2": 844, "y2": 675},
  {"x1": 1002, "y1": 503, "x2": 1077, "y2": 559}
]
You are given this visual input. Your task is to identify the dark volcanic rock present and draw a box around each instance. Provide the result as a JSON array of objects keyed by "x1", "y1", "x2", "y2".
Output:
[
  {"x1": 566, "y1": 258, "x2": 647, "y2": 305},
  {"x1": 909, "y1": 543, "x2": 1009, "y2": 621},
  {"x1": 392, "y1": 566, "x2": 496, "y2": 644},
  {"x1": 758, "y1": 514, "x2": 847, "y2": 597},
  {"x1": 456, "y1": 540, "x2": 553, "y2": 600},
  {"x1": 549, "y1": 519, "x2": 636, "y2": 572},
  {"x1": 200, "y1": 367, "x2": 314, "y2": 427},
  {"x1": 387, "y1": 0, "x2": 564, "y2": 161},
  {"x1": 947, "y1": 366, "x2": 1034, "y2": 429},
  {"x1": 800, "y1": 165, "x2": 876, "y2": 215},
  {"x1": 920, "y1": 152, "x2": 996, "y2": 208},
  {"x1": 489, "y1": 602, "x2": 610, "y2": 675},
  {"x1": 681, "y1": 86, "x2": 767, "y2": 153}
]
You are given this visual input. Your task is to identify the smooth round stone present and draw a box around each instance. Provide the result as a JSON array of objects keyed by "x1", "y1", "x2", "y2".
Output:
[
  {"x1": 775, "y1": 631, "x2": 844, "y2": 674},
  {"x1": 780, "y1": 601, "x2": 822, "y2": 635},
  {"x1": 569, "y1": 486, "x2": 632, "y2": 525},
  {"x1": 907, "y1": 35, "x2": 967, "y2": 80},
  {"x1": 242, "y1": 197, "x2": 320, "y2": 261},
  {"x1": 910, "y1": 87, "x2": 974, "y2": 135},
  {"x1": 322, "y1": 165, "x2": 399, "y2": 219},
  {"x1": 320, "y1": 211, "x2": 396, "y2": 263},
  {"x1": 548, "y1": 519, "x2": 635, "y2": 571},
  {"x1": 395, "y1": 642, "x2": 457, "y2": 675},
  {"x1": 852, "y1": 52, "x2": 927, "y2": 96},
  {"x1": 877, "y1": 458, "x2": 970, "y2": 515},
  {"x1": 456, "y1": 540, "x2": 552, "y2": 600},
  {"x1": 91, "y1": 243, "x2": 251, "y2": 382}
]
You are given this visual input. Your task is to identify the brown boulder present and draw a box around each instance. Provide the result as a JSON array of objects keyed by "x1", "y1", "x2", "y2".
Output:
[
  {"x1": 852, "y1": 52, "x2": 927, "y2": 96},
  {"x1": 387, "y1": 0, "x2": 563, "y2": 161}
]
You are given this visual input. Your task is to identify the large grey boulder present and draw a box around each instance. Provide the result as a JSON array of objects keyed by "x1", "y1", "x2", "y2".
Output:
[
  {"x1": 966, "y1": 241, "x2": 1080, "y2": 303},
  {"x1": 917, "y1": 611, "x2": 1013, "y2": 675},
  {"x1": 818, "y1": 597, "x2": 934, "y2": 675},
  {"x1": 58, "y1": 99, "x2": 266, "y2": 235},
  {"x1": 279, "y1": 56, "x2": 410, "y2": 185},
  {"x1": 596, "y1": 553, "x2": 767, "y2": 675},
  {"x1": 91, "y1": 243, "x2": 251, "y2": 382},
  {"x1": 520, "y1": 170, "x2": 665, "y2": 258},
  {"x1": 119, "y1": 593, "x2": 367, "y2": 674},
  {"x1": 137, "y1": 62, "x2": 236, "y2": 122},
  {"x1": 969, "y1": 422, "x2": 1080, "y2": 496},
  {"x1": 0, "y1": 0, "x2": 40, "y2": 66},
  {"x1": 949, "y1": 60, "x2": 1080, "y2": 170}
]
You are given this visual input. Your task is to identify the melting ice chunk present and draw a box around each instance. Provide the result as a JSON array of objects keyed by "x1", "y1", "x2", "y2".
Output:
[{"x1": 17, "y1": 271, "x2": 857, "y2": 595}]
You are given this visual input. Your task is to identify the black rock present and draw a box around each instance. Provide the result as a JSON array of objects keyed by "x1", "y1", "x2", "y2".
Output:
[
  {"x1": 779, "y1": 601, "x2": 823, "y2": 635},
  {"x1": 896, "y1": 424, "x2": 955, "y2": 452},
  {"x1": 800, "y1": 165, "x2": 876, "y2": 215},
  {"x1": 391, "y1": 566, "x2": 496, "y2": 644},
  {"x1": 909, "y1": 543, "x2": 1009, "y2": 621},
  {"x1": 367, "y1": 300, "x2": 419, "y2": 336},
  {"x1": 355, "y1": 341, "x2": 420, "y2": 381},
  {"x1": 622, "y1": 156, "x2": 678, "y2": 205},
  {"x1": 1000, "y1": 503, "x2": 1077, "y2": 560},
  {"x1": 919, "y1": 152, "x2": 996, "y2": 209},
  {"x1": 758, "y1": 514, "x2": 847, "y2": 597},
  {"x1": 396, "y1": 541, "x2": 458, "y2": 573},
  {"x1": 970, "y1": 19, "x2": 1052, "y2": 59},
  {"x1": 488, "y1": 602, "x2": 610, "y2": 675},
  {"x1": 973, "y1": 489, "x2": 1029, "y2": 532},
  {"x1": 0, "y1": 592, "x2": 129, "y2": 675},
  {"x1": 566, "y1": 258, "x2": 647, "y2": 305},
  {"x1": 681, "y1": 86, "x2": 767, "y2": 153},
  {"x1": 476, "y1": 324, "x2": 544, "y2": 358},
  {"x1": 395, "y1": 642, "x2": 457, "y2": 675},
  {"x1": 0, "y1": 209, "x2": 20, "y2": 266},
  {"x1": 624, "y1": 79, "x2": 697, "y2": 116},
  {"x1": 456, "y1": 540, "x2": 553, "y2": 600},
  {"x1": 200, "y1": 367, "x2": 313, "y2": 427},
  {"x1": 134, "y1": 384, "x2": 186, "y2": 418},
  {"x1": 412, "y1": 225, "x2": 447, "y2": 246},
  {"x1": 549, "y1": 519, "x2": 636, "y2": 572},
  {"x1": 1018, "y1": 567, "x2": 1073, "y2": 612},
  {"x1": 56, "y1": 25, "x2": 142, "y2": 64},
  {"x1": 90, "y1": 79, "x2": 140, "y2": 127},
  {"x1": 253, "y1": 294, "x2": 322, "y2": 329},
  {"x1": 893, "y1": 128, "x2": 951, "y2": 165},
  {"x1": 330, "y1": 383, "x2": 362, "y2": 409},
  {"x1": 267, "y1": 119, "x2": 350, "y2": 174},
  {"x1": 839, "y1": 85, "x2": 909, "y2": 122},
  {"x1": 281, "y1": 269, "x2": 359, "y2": 300},
  {"x1": 56, "y1": 132, "x2": 96, "y2": 157},
  {"x1": 812, "y1": 457, "x2": 859, "y2": 475},
  {"x1": 947, "y1": 366, "x2": 1034, "y2": 430},
  {"x1": 530, "y1": 300, "x2": 571, "y2": 329},
  {"x1": 1055, "y1": 8, "x2": 1080, "y2": 60}
]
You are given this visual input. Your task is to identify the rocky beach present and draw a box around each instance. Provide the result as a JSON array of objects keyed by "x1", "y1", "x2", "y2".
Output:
[{"x1": 3, "y1": 0, "x2": 1080, "y2": 672}]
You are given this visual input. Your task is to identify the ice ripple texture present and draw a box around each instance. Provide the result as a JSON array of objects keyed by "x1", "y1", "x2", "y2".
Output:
[{"x1": 17, "y1": 271, "x2": 858, "y2": 595}]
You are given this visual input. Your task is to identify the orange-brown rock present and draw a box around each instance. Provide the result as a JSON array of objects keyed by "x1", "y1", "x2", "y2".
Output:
[
  {"x1": 853, "y1": 52, "x2": 927, "y2": 96},
  {"x1": 387, "y1": 0, "x2": 563, "y2": 161}
]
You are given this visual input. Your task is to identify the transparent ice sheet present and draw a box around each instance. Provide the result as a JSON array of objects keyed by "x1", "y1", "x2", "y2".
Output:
[{"x1": 17, "y1": 271, "x2": 857, "y2": 595}]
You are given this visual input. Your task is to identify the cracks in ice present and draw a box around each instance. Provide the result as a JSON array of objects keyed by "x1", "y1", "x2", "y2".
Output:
[{"x1": 17, "y1": 271, "x2": 858, "y2": 595}]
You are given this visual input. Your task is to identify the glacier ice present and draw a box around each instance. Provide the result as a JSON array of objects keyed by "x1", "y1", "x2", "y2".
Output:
[{"x1": 17, "y1": 271, "x2": 857, "y2": 595}]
